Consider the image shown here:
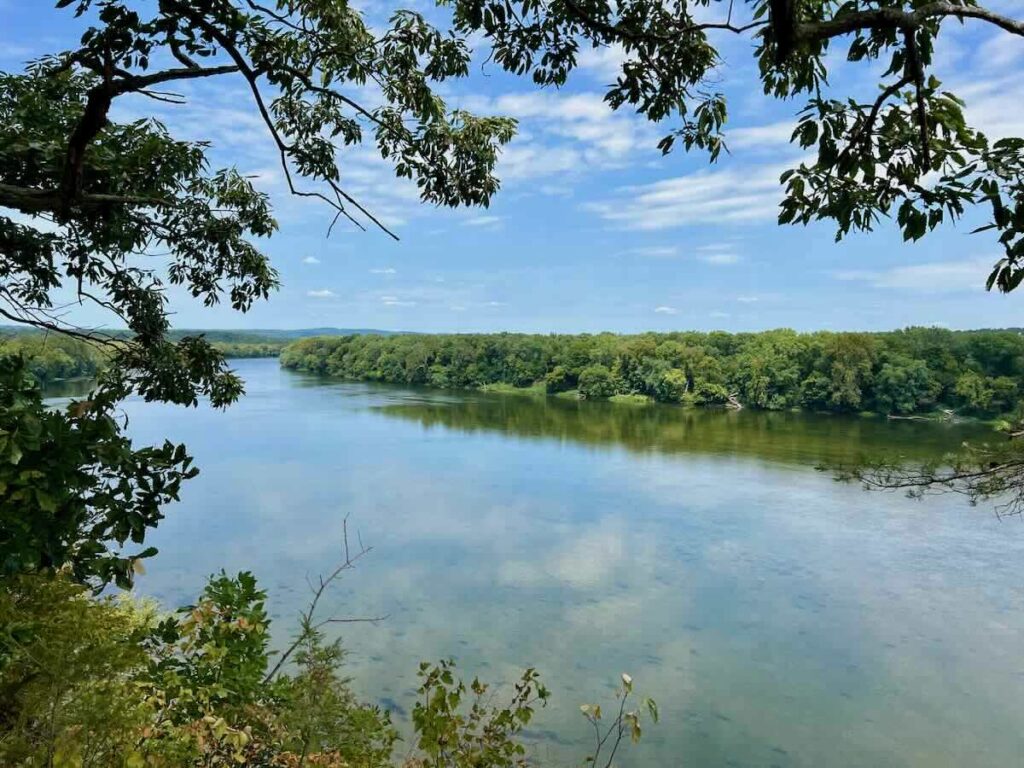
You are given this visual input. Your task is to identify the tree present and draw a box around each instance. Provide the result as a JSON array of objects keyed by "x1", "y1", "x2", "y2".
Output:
[
  {"x1": 453, "y1": 0, "x2": 1024, "y2": 291},
  {"x1": 0, "y1": 1, "x2": 516, "y2": 583},
  {"x1": 578, "y1": 364, "x2": 617, "y2": 399},
  {"x1": 874, "y1": 356, "x2": 938, "y2": 415}
]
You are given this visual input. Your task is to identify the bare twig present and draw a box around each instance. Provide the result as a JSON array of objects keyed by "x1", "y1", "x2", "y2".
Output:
[{"x1": 262, "y1": 517, "x2": 386, "y2": 684}]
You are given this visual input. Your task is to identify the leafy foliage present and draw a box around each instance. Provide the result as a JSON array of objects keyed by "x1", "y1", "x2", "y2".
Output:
[
  {"x1": 281, "y1": 327, "x2": 1024, "y2": 417},
  {"x1": 450, "y1": 0, "x2": 1024, "y2": 290},
  {"x1": 0, "y1": 0, "x2": 521, "y2": 590},
  {"x1": 0, "y1": 356, "x2": 195, "y2": 588},
  {"x1": 412, "y1": 660, "x2": 549, "y2": 768},
  {"x1": 0, "y1": 570, "x2": 657, "y2": 768},
  {"x1": 1, "y1": 0, "x2": 516, "y2": 406}
]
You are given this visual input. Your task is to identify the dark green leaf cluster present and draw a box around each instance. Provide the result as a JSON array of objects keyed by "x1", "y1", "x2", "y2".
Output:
[
  {"x1": 1, "y1": 67, "x2": 276, "y2": 408},
  {"x1": 1, "y1": 0, "x2": 519, "y2": 411},
  {"x1": 0, "y1": 357, "x2": 196, "y2": 588},
  {"x1": 280, "y1": 327, "x2": 1024, "y2": 416}
]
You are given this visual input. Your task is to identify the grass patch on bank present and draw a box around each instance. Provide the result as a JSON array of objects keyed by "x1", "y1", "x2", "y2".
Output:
[
  {"x1": 608, "y1": 393, "x2": 654, "y2": 405},
  {"x1": 478, "y1": 381, "x2": 547, "y2": 396}
]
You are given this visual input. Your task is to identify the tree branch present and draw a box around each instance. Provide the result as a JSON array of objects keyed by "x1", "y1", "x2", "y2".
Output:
[
  {"x1": 0, "y1": 183, "x2": 171, "y2": 215},
  {"x1": 795, "y1": 2, "x2": 1024, "y2": 45}
]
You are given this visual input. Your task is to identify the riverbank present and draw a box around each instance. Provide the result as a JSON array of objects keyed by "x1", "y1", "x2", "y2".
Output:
[{"x1": 279, "y1": 329, "x2": 1024, "y2": 422}]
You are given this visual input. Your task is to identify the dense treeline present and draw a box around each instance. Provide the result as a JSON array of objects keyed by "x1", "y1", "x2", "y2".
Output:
[
  {"x1": 211, "y1": 341, "x2": 286, "y2": 358},
  {"x1": 0, "y1": 332, "x2": 283, "y2": 388},
  {"x1": 281, "y1": 328, "x2": 1024, "y2": 417},
  {"x1": 0, "y1": 333, "x2": 107, "y2": 384}
]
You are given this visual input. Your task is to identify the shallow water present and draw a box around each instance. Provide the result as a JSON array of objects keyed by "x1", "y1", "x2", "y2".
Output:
[{"x1": 93, "y1": 358, "x2": 1024, "y2": 767}]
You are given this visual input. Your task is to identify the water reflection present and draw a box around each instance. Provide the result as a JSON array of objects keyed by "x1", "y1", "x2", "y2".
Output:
[
  {"x1": 375, "y1": 390, "x2": 992, "y2": 467},
  {"x1": 99, "y1": 360, "x2": 1024, "y2": 767}
]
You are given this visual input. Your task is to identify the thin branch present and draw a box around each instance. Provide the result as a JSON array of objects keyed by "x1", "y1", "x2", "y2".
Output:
[
  {"x1": 903, "y1": 27, "x2": 932, "y2": 170},
  {"x1": 0, "y1": 183, "x2": 173, "y2": 215},
  {"x1": 262, "y1": 517, "x2": 382, "y2": 684}
]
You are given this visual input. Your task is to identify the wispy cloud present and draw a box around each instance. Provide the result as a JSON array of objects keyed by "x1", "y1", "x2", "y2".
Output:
[
  {"x1": 727, "y1": 122, "x2": 796, "y2": 153},
  {"x1": 458, "y1": 90, "x2": 656, "y2": 182},
  {"x1": 736, "y1": 295, "x2": 759, "y2": 303},
  {"x1": 698, "y1": 251, "x2": 740, "y2": 265},
  {"x1": 307, "y1": 289, "x2": 336, "y2": 299},
  {"x1": 575, "y1": 43, "x2": 628, "y2": 81},
  {"x1": 0, "y1": 41, "x2": 34, "y2": 60},
  {"x1": 379, "y1": 295, "x2": 416, "y2": 307},
  {"x1": 461, "y1": 215, "x2": 503, "y2": 228},
  {"x1": 302, "y1": 256, "x2": 320, "y2": 265},
  {"x1": 833, "y1": 258, "x2": 993, "y2": 293},
  {"x1": 622, "y1": 246, "x2": 679, "y2": 258},
  {"x1": 955, "y1": 74, "x2": 1024, "y2": 141},
  {"x1": 585, "y1": 164, "x2": 786, "y2": 230},
  {"x1": 695, "y1": 243, "x2": 741, "y2": 265},
  {"x1": 653, "y1": 306, "x2": 678, "y2": 315},
  {"x1": 370, "y1": 267, "x2": 397, "y2": 274},
  {"x1": 975, "y1": 31, "x2": 1023, "y2": 71}
]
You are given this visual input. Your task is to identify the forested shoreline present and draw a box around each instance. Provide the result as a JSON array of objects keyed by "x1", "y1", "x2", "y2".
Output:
[
  {"x1": 0, "y1": 334, "x2": 107, "y2": 385},
  {"x1": 0, "y1": 332, "x2": 284, "y2": 386},
  {"x1": 280, "y1": 329, "x2": 1024, "y2": 418}
]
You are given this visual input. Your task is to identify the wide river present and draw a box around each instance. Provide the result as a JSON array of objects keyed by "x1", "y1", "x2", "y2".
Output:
[{"x1": 77, "y1": 358, "x2": 1024, "y2": 766}]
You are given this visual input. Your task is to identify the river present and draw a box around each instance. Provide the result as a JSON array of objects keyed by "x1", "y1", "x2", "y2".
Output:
[{"x1": 79, "y1": 357, "x2": 1024, "y2": 767}]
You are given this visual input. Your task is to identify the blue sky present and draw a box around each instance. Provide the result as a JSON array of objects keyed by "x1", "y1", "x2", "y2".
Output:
[{"x1": 2, "y1": 1, "x2": 1023, "y2": 333}]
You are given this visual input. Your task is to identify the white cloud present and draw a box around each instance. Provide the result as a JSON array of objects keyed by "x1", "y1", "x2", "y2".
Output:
[
  {"x1": 461, "y1": 215, "x2": 503, "y2": 228},
  {"x1": 378, "y1": 294, "x2": 416, "y2": 306},
  {"x1": 585, "y1": 164, "x2": 786, "y2": 230},
  {"x1": 623, "y1": 246, "x2": 679, "y2": 258},
  {"x1": 490, "y1": 92, "x2": 646, "y2": 157},
  {"x1": 370, "y1": 267, "x2": 397, "y2": 275},
  {"x1": 302, "y1": 256, "x2": 320, "y2": 265},
  {"x1": 538, "y1": 183, "x2": 574, "y2": 197},
  {"x1": 698, "y1": 251, "x2": 740, "y2": 265},
  {"x1": 710, "y1": 311, "x2": 731, "y2": 318},
  {"x1": 833, "y1": 258, "x2": 993, "y2": 293},
  {"x1": 459, "y1": 89, "x2": 656, "y2": 182},
  {"x1": 736, "y1": 295, "x2": 759, "y2": 303},
  {"x1": 728, "y1": 121, "x2": 796, "y2": 152},
  {"x1": 575, "y1": 43, "x2": 628, "y2": 81},
  {"x1": 498, "y1": 144, "x2": 580, "y2": 181},
  {"x1": 654, "y1": 306, "x2": 678, "y2": 315},
  {"x1": 976, "y1": 31, "x2": 1023, "y2": 71},
  {"x1": 955, "y1": 74, "x2": 1024, "y2": 140},
  {"x1": 306, "y1": 289, "x2": 336, "y2": 299}
]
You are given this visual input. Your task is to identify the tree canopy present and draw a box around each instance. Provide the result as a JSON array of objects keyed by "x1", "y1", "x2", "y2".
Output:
[
  {"x1": 450, "y1": 0, "x2": 1024, "y2": 290},
  {"x1": 1, "y1": 0, "x2": 516, "y2": 408},
  {"x1": 279, "y1": 327, "x2": 1024, "y2": 416},
  {"x1": 0, "y1": 0, "x2": 519, "y2": 582}
]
